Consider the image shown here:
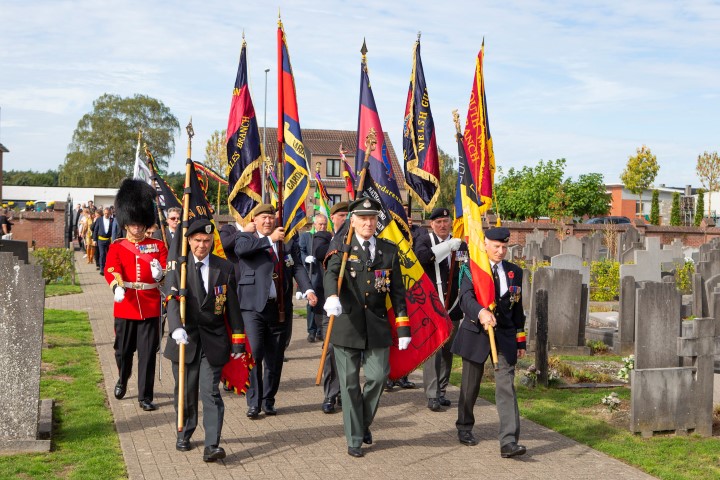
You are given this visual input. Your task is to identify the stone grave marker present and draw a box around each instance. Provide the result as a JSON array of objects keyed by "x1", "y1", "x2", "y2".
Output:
[
  {"x1": 525, "y1": 228, "x2": 544, "y2": 247},
  {"x1": 522, "y1": 241, "x2": 543, "y2": 263},
  {"x1": 0, "y1": 252, "x2": 51, "y2": 453},
  {"x1": 560, "y1": 236, "x2": 583, "y2": 257},
  {"x1": 541, "y1": 231, "x2": 561, "y2": 259}
]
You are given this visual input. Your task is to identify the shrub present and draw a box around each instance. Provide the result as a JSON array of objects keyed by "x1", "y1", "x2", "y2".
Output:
[
  {"x1": 590, "y1": 259, "x2": 620, "y2": 301},
  {"x1": 674, "y1": 259, "x2": 695, "y2": 295},
  {"x1": 586, "y1": 340, "x2": 609, "y2": 354},
  {"x1": 33, "y1": 248, "x2": 76, "y2": 285}
]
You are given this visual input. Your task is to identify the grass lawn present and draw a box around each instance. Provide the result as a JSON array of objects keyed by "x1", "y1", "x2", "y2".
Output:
[
  {"x1": 45, "y1": 284, "x2": 82, "y2": 297},
  {"x1": 450, "y1": 356, "x2": 720, "y2": 480},
  {"x1": 0, "y1": 309, "x2": 125, "y2": 479}
]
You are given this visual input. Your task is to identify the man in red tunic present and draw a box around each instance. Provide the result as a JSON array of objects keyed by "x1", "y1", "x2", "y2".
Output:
[{"x1": 104, "y1": 179, "x2": 168, "y2": 411}]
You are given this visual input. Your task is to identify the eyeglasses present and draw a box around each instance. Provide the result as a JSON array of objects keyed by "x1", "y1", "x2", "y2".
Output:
[{"x1": 168, "y1": 217, "x2": 180, "y2": 221}]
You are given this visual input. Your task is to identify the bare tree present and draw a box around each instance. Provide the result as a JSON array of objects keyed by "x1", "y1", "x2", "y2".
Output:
[{"x1": 696, "y1": 151, "x2": 720, "y2": 218}]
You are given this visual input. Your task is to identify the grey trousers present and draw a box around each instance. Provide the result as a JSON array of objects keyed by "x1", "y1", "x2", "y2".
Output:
[
  {"x1": 320, "y1": 315, "x2": 340, "y2": 400},
  {"x1": 423, "y1": 320, "x2": 458, "y2": 399},
  {"x1": 172, "y1": 350, "x2": 224, "y2": 448},
  {"x1": 456, "y1": 353, "x2": 520, "y2": 447},
  {"x1": 334, "y1": 345, "x2": 389, "y2": 448}
]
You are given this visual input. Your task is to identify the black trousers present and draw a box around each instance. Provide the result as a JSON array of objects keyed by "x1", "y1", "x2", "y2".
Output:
[
  {"x1": 97, "y1": 239, "x2": 110, "y2": 269},
  {"x1": 173, "y1": 350, "x2": 224, "y2": 448},
  {"x1": 243, "y1": 301, "x2": 288, "y2": 408},
  {"x1": 113, "y1": 316, "x2": 159, "y2": 402}
]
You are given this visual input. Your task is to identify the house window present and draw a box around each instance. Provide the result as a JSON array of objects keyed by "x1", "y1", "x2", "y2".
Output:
[
  {"x1": 328, "y1": 194, "x2": 342, "y2": 206},
  {"x1": 326, "y1": 159, "x2": 341, "y2": 177}
]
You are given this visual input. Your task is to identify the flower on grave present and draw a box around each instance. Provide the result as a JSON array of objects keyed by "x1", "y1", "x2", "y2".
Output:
[
  {"x1": 601, "y1": 392, "x2": 621, "y2": 412},
  {"x1": 520, "y1": 364, "x2": 538, "y2": 388},
  {"x1": 617, "y1": 354, "x2": 635, "y2": 381}
]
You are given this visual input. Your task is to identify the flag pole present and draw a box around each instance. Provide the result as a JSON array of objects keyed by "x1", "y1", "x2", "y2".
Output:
[
  {"x1": 276, "y1": 16, "x2": 286, "y2": 325},
  {"x1": 177, "y1": 118, "x2": 194, "y2": 432},
  {"x1": 316, "y1": 128, "x2": 377, "y2": 385}
]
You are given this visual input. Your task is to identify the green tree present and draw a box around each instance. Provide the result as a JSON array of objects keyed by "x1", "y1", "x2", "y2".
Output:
[
  {"x1": 565, "y1": 172, "x2": 611, "y2": 218},
  {"x1": 436, "y1": 147, "x2": 458, "y2": 213},
  {"x1": 696, "y1": 151, "x2": 720, "y2": 217},
  {"x1": 3, "y1": 169, "x2": 59, "y2": 186},
  {"x1": 670, "y1": 192, "x2": 681, "y2": 226},
  {"x1": 694, "y1": 189, "x2": 705, "y2": 226},
  {"x1": 59, "y1": 94, "x2": 180, "y2": 187},
  {"x1": 204, "y1": 129, "x2": 228, "y2": 214},
  {"x1": 649, "y1": 189, "x2": 660, "y2": 225},
  {"x1": 620, "y1": 145, "x2": 659, "y2": 217},
  {"x1": 496, "y1": 159, "x2": 566, "y2": 221}
]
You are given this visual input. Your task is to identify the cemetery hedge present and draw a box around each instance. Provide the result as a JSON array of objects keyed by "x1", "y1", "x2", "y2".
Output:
[
  {"x1": 33, "y1": 248, "x2": 76, "y2": 285},
  {"x1": 0, "y1": 309, "x2": 125, "y2": 479},
  {"x1": 590, "y1": 259, "x2": 620, "y2": 301}
]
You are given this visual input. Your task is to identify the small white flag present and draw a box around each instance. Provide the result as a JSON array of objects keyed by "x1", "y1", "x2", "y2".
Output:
[{"x1": 133, "y1": 136, "x2": 152, "y2": 185}]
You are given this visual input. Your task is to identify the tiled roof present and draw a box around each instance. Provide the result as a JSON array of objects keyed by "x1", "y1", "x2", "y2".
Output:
[{"x1": 262, "y1": 128, "x2": 406, "y2": 190}]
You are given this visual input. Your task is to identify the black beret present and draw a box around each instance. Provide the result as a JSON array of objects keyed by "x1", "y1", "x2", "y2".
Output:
[
  {"x1": 253, "y1": 204, "x2": 276, "y2": 217},
  {"x1": 429, "y1": 207, "x2": 451, "y2": 220},
  {"x1": 349, "y1": 197, "x2": 381, "y2": 216},
  {"x1": 185, "y1": 218, "x2": 215, "y2": 237},
  {"x1": 485, "y1": 227, "x2": 510, "y2": 243},
  {"x1": 330, "y1": 201, "x2": 349, "y2": 215}
]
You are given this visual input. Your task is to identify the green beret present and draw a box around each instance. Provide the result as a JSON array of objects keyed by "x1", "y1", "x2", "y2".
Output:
[
  {"x1": 253, "y1": 204, "x2": 276, "y2": 217},
  {"x1": 330, "y1": 201, "x2": 349, "y2": 215}
]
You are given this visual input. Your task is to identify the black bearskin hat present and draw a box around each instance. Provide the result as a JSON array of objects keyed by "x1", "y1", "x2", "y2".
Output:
[{"x1": 114, "y1": 178, "x2": 157, "y2": 229}]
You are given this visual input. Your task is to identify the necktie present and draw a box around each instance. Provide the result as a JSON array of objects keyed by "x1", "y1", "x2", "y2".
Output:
[
  {"x1": 363, "y1": 240, "x2": 371, "y2": 265},
  {"x1": 196, "y1": 262, "x2": 206, "y2": 298},
  {"x1": 492, "y1": 264, "x2": 500, "y2": 301}
]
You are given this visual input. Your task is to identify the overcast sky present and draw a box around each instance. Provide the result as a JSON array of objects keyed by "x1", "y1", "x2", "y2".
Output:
[{"x1": 1, "y1": 0, "x2": 718, "y2": 188}]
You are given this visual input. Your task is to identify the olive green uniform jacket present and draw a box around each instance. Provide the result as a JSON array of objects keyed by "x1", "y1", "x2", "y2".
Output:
[{"x1": 324, "y1": 235, "x2": 409, "y2": 350}]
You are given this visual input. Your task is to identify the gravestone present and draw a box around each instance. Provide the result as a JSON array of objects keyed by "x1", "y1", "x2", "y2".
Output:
[
  {"x1": 551, "y1": 254, "x2": 589, "y2": 285},
  {"x1": 521, "y1": 268, "x2": 531, "y2": 313},
  {"x1": 696, "y1": 249, "x2": 720, "y2": 282},
  {"x1": 507, "y1": 245, "x2": 521, "y2": 262},
  {"x1": 0, "y1": 252, "x2": 51, "y2": 453},
  {"x1": 616, "y1": 276, "x2": 637, "y2": 355},
  {"x1": 560, "y1": 236, "x2": 583, "y2": 257},
  {"x1": 620, "y1": 241, "x2": 644, "y2": 264},
  {"x1": 634, "y1": 282, "x2": 682, "y2": 370},
  {"x1": 525, "y1": 228, "x2": 544, "y2": 247},
  {"x1": 581, "y1": 232, "x2": 604, "y2": 263},
  {"x1": 619, "y1": 239, "x2": 662, "y2": 283},
  {"x1": 541, "y1": 231, "x2": 561, "y2": 259},
  {"x1": 0, "y1": 239, "x2": 29, "y2": 264},
  {"x1": 522, "y1": 241, "x2": 543, "y2": 263},
  {"x1": 527, "y1": 267, "x2": 588, "y2": 353}
]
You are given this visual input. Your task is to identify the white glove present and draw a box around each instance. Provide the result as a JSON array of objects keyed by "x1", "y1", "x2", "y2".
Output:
[
  {"x1": 398, "y1": 337, "x2": 411, "y2": 350},
  {"x1": 323, "y1": 296, "x2": 342, "y2": 317},
  {"x1": 431, "y1": 241, "x2": 453, "y2": 263},
  {"x1": 171, "y1": 328, "x2": 189, "y2": 345},
  {"x1": 150, "y1": 258, "x2": 163, "y2": 281},
  {"x1": 304, "y1": 255, "x2": 316, "y2": 264},
  {"x1": 113, "y1": 286, "x2": 125, "y2": 303},
  {"x1": 230, "y1": 352, "x2": 242, "y2": 360},
  {"x1": 295, "y1": 291, "x2": 303, "y2": 300},
  {"x1": 447, "y1": 238, "x2": 462, "y2": 252}
]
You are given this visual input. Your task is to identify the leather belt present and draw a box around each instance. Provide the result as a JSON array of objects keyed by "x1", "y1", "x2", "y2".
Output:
[{"x1": 124, "y1": 281, "x2": 160, "y2": 290}]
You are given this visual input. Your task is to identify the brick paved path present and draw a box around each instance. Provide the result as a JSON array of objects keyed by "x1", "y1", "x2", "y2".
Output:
[{"x1": 46, "y1": 252, "x2": 656, "y2": 479}]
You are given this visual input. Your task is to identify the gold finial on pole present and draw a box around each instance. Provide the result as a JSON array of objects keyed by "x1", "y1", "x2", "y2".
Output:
[
  {"x1": 186, "y1": 117, "x2": 194, "y2": 159},
  {"x1": 361, "y1": 38, "x2": 368, "y2": 60},
  {"x1": 365, "y1": 127, "x2": 377, "y2": 153},
  {"x1": 452, "y1": 109, "x2": 462, "y2": 136},
  {"x1": 315, "y1": 161, "x2": 321, "y2": 174}
]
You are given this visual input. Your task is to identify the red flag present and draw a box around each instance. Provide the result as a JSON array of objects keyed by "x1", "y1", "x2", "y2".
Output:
[{"x1": 461, "y1": 42, "x2": 496, "y2": 310}]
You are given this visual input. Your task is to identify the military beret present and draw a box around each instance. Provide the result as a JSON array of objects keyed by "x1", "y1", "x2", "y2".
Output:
[
  {"x1": 429, "y1": 207, "x2": 451, "y2": 220},
  {"x1": 349, "y1": 197, "x2": 381, "y2": 216},
  {"x1": 330, "y1": 201, "x2": 349, "y2": 215},
  {"x1": 253, "y1": 203, "x2": 276, "y2": 217},
  {"x1": 185, "y1": 218, "x2": 215, "y2": 237},
  {"x1": 485, "y1": 227, "x2": 510, "y2": 243}
]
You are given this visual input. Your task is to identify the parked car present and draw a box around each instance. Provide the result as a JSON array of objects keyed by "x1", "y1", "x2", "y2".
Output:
[{"x1": 585, "y1": 216, "x2": 631, "y2": 225}]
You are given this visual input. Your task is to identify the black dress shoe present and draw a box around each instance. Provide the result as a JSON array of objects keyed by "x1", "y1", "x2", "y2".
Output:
[
  {"x1": 139, "y1": 400, "x2": 157, "y2": 411},
  {"x1": 246, "y1": 406, "x2": 260, "y2": 418},
  {"x1": 315, "y1": 331, "x2": 324, "y2": 342},
  {"x1": 362, "y1": 428, "x2": 372, "y2": 445},
  {"x1": 176, "y1": 439, "x2": 192, "y2": 452},
  {"x1": 263, "y1": 405, "x2": 277, "y2": 416},
  {"x1": 458, "y1": 431, "x2": 478, "y2": 446},
  {"x1": 322, "y1": 397, "x2": 336, "y2": 414},
  {"x1": 384, "y1": 380, "x2": 394, "y2": 392},
  {"x1": 307, "y1": 333, "x2": 316, "y2": 343},
  {"x1": 347, "y1": 446, "x2": 364, "y2": 458},
  {"x1": 438, "y1": 396, "x2": 451, "y2": 407},
  {"x1": 397, "y1": 377, "x2": 416, "y2": 389},
  {"x1": 427, "y1": 398, "x2": 441, "y2": 411},
  {"x1": 113, "y1": 380, "x2": 126, "y2": 400},
  {"x1": 203, "y1": 445, "x2": 226, "y2": 462},
  {"x1": 500, "y1": 442, "x2": 527, "y2": 458}
]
